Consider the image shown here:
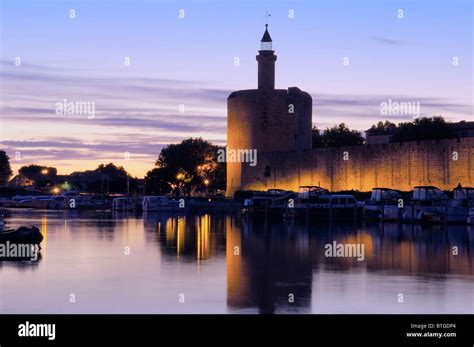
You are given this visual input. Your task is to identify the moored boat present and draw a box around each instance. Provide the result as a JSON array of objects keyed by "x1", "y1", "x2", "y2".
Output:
[
  {"x1": 0, "y1": 226, "x2": 43, "y2": 244},
  {"x1": 448, "y1": 184, "x2": 474, "y2": 223},
  {"x1": 142, "y1": 196, "x2": 180, "y2": 212},
  {"x1": 295, "y1": 192, "x2": 359, "y2": 220},
  {"x1": 402, "y1": 186, "x2": 450, "y2": 223},
  {"x1": 112, "y1": 197, "x2": 136, "y2": 211},
  {"x1": 363, "y1": 188, "x2": 402, "y2": 220},
  {"x1": 242, "y1": 189, "x2": 296, "y2": 217}
]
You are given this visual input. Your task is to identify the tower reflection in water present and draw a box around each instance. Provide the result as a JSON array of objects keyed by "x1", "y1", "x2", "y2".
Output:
[{"x1": 144, "y1": 213, "x2": 474, "y2": 313}]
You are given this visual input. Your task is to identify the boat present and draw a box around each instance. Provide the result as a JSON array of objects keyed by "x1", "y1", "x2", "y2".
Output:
[
  {"x1": 10, "y1": 195, "x2": 34, "y2": 208},
  {"x1": 241, "y1": 189, "x2": 296, "y2": 217},
  {"x1": 447, "y1": 184, "x2": 474, "y2": 223},
  {"x1": 30, "y1": 196, "x2": 65, "y2": 210},
  {"x1": 30, "y1": 196, "x2": 52, "y2": 209},
  {"x1": 298, "y1": 185, "x2": 330, "y2": 199},
  {"x1": 142, "y1": 196, "x2": 180, "y2": 212},
  {"x1": 468, "y1": 207, "x2": 474, "y2": 225},
  {"x1": 291, "y1": 186, "x2": 359, "y2": 220},
  {"x1": 363, "y1": 188, "x2": 402, "y2": 220},
  {"x1": 0, "y1": 226, "x2": 43, "y2": 244},
  {"x1": 112, "y1": 197, "x2": 136, "y2": 211},
  {"x1": 402, "y1": 186, "x2": 450, "y2": 223},
  {"x1": 62, "y1": 194, "x2": 110, "y2": 210}
]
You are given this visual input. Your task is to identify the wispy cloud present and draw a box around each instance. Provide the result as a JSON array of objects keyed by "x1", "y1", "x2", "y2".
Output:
[
  {"x1": 369, "y1": 36, "x2": 404, "y2": 46},
  {"x1": 312, "y1": 93, "x2": 472, "y2": 129},
  {"x1": 1, "y1": 61, "x2": 471, "y2": 176}
]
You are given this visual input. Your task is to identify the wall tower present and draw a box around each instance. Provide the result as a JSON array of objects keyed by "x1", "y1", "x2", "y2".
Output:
[{"x1": 226, "y1": 25, "x2": 313, "y2": 196}]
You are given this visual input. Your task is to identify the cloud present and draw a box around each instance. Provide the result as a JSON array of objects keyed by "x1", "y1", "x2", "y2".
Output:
[
  {"x1": 0, "y1": 62, "x2": 229, "y2": 142},
  {"x1": 369, "y1": 36, "x2": 404, "y2": 46},
  {"x1": 311, "y1": 93, "x2": 472, "y2": 129},
  {"x1": 1, "y1": 61, "x2": 471, "y2": 176}
]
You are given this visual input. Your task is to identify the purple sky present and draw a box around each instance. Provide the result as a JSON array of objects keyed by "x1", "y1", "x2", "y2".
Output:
[{"x1": 1, "y1": 0, "x2": 472, "y2": 177}]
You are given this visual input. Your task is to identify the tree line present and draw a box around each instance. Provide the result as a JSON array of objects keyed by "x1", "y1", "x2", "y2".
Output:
[
  {"x1": 0, "y1": 116, "x2": 463, "y2": 193},
  {"x1": 312, "y1": 116, "x2": 459, "y2": 148}
]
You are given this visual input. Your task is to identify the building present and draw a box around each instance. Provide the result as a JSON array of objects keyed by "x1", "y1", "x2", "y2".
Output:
[
  {"x1": 226, "y1": 27, "x2": 474, "y2": 195},
  {"x1": 365, "y1": 127, "x2": 397, "y2": 145},
  {"x1": 452, "y1": 121, "x2": 474, "y2": 138},
  {"x1": 365, "y1": 121, "x2": 474, "y2": 145},
  {"x1": 226, "y1": 25, "x2": 312, "y2": 196},
  {"x1": 8, "y1": 173, "x2": 35, "y2": 189}
]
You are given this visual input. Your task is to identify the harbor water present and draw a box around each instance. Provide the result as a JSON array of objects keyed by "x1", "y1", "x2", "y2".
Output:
[{"x1": 0, "y1": 209, "x2": 473, "y2": 314}]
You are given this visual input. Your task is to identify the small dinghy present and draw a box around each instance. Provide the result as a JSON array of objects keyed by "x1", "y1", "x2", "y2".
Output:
[{"x1": 0, "y1": 226, "x2": 43, "y2": 244}]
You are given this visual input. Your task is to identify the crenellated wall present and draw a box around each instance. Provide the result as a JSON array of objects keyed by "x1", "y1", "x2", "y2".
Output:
[{"x1": 233, "y1": 137, "x2": 473, "y2": 194}]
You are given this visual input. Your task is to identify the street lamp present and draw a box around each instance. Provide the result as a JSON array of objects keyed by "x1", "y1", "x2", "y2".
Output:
[
  {"x1": 41, "y1": 169, "x2": 49, "y2": 175},
  {"x1": 204, "y1": 179, "x2": 210, "y2": 197}
]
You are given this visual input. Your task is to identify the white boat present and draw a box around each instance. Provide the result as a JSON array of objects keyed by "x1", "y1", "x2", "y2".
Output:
[
  {"x1": 363, "y1": 188, "x2": 402, "y2": 220},
  {"x1": 30, "y1": 196, "x2": 57, "y2": 209},
  {"x1": 12, "y1": 195, "x2": 34, "y2": 208},
  {"x1": 468, "y1": 207, "x2": 474, "y2": 225},
  {"x1": 449, "y1": 185, "x2": 474, "y2": 223},
  {"x1": 402, "y1": 186, "x2": 450, "y2": 223},
  {"x1": 112, "y1": 197, "x2": 136, "y2": 211},
  {"x1": 62, "y1": 194, "x2": 109, "y2": 210},
  {"x1": 142, "y1": 196, "x2": 179, "y2": 212}
]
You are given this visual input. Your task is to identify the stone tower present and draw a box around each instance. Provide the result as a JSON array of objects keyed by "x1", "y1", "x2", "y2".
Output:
[{"x1": 226, "y1": 25, "x2": 313, "y2": 196}]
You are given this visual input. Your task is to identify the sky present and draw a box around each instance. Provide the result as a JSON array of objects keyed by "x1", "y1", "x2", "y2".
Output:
[{"x1": 0, "y1": 0, "x2": 472, "y2": 177}]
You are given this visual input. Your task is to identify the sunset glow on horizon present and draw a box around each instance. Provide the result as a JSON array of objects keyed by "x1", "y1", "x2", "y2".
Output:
[{"x1": 1, "y1": 0, "x2": 472, "y2": 177}]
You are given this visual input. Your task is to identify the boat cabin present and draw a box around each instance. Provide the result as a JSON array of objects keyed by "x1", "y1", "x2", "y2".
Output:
[
  {"x1": 298, "y1": 186, "x2": 330, "y2": 201},
  {"x1": 453, "y1": 186, "x2": 474, "y2": 201},
  {"x1": 412, "y1": 186, "x2": 449, "y2": 201},
  {"x1": 369, "y1": 188, "x2": 402, "y2": 203}
]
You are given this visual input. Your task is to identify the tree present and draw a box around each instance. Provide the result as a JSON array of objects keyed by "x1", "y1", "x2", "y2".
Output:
[
  {"x1": 154, "y1": 138, "x2": 225, "y2": 196},
  {"x1": 144, "y1": 167, "x2": 175, "y2": 195},
  {"x1": 0, "y1": 151, "x2": 12, "y2": 186},
  {"x1": 367, "y1": 120, "x2": 397, "y2": 135},
  {"x1": 19, "y1": 165, "x2": 57, "y2": 177},
  {"x1": 18, "y1": 164, "x2": 57, "y2": 188},
  {"x1": 312, "y1": 123, "x2": 365, "y2": 148},
  {"x1": 89, "y1": 163, "x2": 136, "y2": 193},
  {"x1": 311, "y1": 126, "x2": 324, "y2": 148},
  {"x1": 391, "y1": 116, "x2": 455, "y2": 142}
]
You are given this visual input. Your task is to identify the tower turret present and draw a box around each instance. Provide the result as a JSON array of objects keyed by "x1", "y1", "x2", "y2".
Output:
[
  {"x1": 226, "y1": 24, "x2": 312, "y2": 197},
  {"x1": 256, "y1": 24, "x2": 277, "y2": 90}
]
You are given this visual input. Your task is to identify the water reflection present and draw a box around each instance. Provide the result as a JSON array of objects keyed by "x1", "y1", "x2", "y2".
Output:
[
  {"x1": 1, "y1": 210, "x2": 473, "y2": 313},
  {"x1": 140, "y1": 213, "x2": 473, "y2": 313},
  {"x1": 142, "y1": 213, "x2": 226, "y2": 263}
]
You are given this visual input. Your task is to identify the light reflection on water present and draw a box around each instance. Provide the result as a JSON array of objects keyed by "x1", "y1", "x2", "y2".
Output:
[{"x1": 0, "y1": 209, "x2": 473, "y2": 314}]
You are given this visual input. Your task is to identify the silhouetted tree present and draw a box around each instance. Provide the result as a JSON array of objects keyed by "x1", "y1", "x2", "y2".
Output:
[
  {"x1": 367, "y1": 120, "x2": 397, "y2": 135},
  {"x1": 18, "y1": 164, "x2": 57, "y2": 188},
  {"x1": 312, "y1": 123, "x2": 365, "y2": 148},
  {"x1": 19, "y1": 164, "x2": 57, "y2": 177},
  {"x1": 391, "y1": 116, "x2": 455, "y2": 142},
  {"x1": 154, "y1": 138, "x2": 225, "y2": 195},
  {"x1": 90, "y1": 163, "x2": 136, "y2": 193},
  {"x1": 144, "y1": 167, "x2": 175, "y2": 195},
  {"x1": 311, "y1": 126, "x2": 324, "y2": 148},
  {"x1": 0, "y1": 151, "x2": 12, "y2": 186}
]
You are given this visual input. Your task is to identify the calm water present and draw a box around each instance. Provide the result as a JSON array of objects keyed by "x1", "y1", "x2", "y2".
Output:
[{"x1": 0, "y1": 209, "x2": 473, "y2": 314}]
